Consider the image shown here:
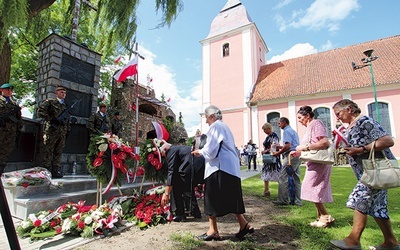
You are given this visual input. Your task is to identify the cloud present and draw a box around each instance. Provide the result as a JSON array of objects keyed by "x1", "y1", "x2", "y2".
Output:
[
  {"x1": 273, "y1": 0, "x2": 294, "y2": 10},
  {"x1": 137, "y1": 45, "x2": 202, "y2": 137},
  {"x1": 276, "y1": 0, "x2": 360, "y2": 32},
  {"x1": 268, "y1": 43, "x2": 318, "y2": 63}
]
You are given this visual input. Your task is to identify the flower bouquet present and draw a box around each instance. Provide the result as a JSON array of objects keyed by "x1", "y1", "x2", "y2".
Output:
[
  {"x1": 139, "y1": 139, "x2": 168, "y2": 183},
  {"x1": 16, "y1": 201, "x2": 123, "y2": 241},
  {"x1": 114, "y1": 189, "x2": 171, "y2": 230},
  {"x1": 1, "y1": 167, "x2": 51, "y2": 188},
  {"x1": 86, "y1": 133, "x2": 140, "y2": 194}
]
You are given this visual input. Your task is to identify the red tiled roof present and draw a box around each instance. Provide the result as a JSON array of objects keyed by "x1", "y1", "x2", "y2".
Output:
[{"x1": 250, "y1": 35, "x2": 400, "y2": 104}]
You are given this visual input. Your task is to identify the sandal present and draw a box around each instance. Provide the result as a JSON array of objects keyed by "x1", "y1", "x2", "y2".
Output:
[
  {"x1": 310, "y1": 215, "x2": 335, "y2": 228},
  {"x1": 235, "y1": 223, "x2": 254, "y2": 238},
  {"x1": 263, "y1": 191, "x2": 271, "y2": 197},
  {"x1": 197, "y1": 232, "x2": 222, "y2": 241}
]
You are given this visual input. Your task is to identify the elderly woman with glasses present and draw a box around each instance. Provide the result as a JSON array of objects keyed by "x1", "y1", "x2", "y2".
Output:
[{"x1": 330, "y1": 99, "x2": 399, "y2": 250}]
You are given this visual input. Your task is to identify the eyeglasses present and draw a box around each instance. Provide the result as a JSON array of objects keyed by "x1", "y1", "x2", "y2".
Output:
[{"x1": 335, "y1": 108, "x2": 346, "y2": 117}]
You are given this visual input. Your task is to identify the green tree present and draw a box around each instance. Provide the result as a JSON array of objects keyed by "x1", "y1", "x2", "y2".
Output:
[{"x1": 0, "y1": 0, "x2": 183, "y2": 94}]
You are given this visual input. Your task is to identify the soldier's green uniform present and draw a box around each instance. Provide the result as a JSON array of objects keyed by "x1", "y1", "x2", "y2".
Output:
[
  {"x1": 111, "y1": 111, "x2": 123, "y2": 137},
  {"x1": 87, "y1": 111, "x2": 110, "y2": 136},
  {"x1": 0, "y1": 83, "x2": 22, "y2": 174},
  {"x1": 37, "y1": 90, "x2": 70, "y2": 177}
]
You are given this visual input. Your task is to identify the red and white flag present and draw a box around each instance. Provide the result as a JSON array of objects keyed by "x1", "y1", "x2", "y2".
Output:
[
  {"x1": 113, "y1": 55, "x2": 122, "y2": 64},
  {"x1": 114, "y1": 56, "x2": 138, "y2": 82}
]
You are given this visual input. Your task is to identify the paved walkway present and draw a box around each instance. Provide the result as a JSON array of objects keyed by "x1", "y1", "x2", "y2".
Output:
[{"x1": 0, "y1": 167, "x2": 261, "y2": 250}]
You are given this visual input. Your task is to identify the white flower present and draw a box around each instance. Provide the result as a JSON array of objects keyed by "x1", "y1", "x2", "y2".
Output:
[
  {"x1": 152, "y1": 147, "x2": 156, "y2": 152},
  {"x1": 84, "y1": 216, "x2": 93, "y2": 225},
  {"x1": 62, "y1": 218, "x2": 72, "y2": 231},
  {"x1": 98, "y1": 143, "x2": 108, "y2": 152},
  {"x1": 21, "y1": 221, "x2": 31, "y2": 229},
  {"x1": 147, "y1": 148, "x2": 152, "y2": 152}
]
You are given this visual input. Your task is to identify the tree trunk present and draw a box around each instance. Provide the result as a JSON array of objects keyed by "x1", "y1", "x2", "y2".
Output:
[{"x1": 0, "y1": 36, "x2": 11, "y2": 84}]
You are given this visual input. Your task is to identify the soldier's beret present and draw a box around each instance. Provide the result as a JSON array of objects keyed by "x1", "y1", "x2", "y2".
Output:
[
  {"x1": 114, "y1": 111, "x2": 120, "y2": 116},
  {"x1": 0, "y1": 83, "x2": 14, "y2": 89}
]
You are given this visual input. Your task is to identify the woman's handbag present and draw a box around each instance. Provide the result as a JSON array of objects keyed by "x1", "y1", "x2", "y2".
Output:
[
  {"x1": 360, "y1": 141, "x2": 400, "y2": 189},
  {"x1": 300, "y1": 141, "x2": 335, "y2": 165},
  {"x1": 262, "y1": 154, "x2": 276, "y2": 164},
  {"x1": 299, "y1": 124, "x2": 334, "y2": 165}
]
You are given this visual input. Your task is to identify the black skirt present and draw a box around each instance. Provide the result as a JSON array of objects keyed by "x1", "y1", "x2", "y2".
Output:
[{"x1": 204, "y1": 170, "x2": 245, "y2": 217}]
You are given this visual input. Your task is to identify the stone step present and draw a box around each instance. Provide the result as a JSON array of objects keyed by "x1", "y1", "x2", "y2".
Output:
[{"x1": 4, "y1": 174, "x2": 156, "y2": 220}]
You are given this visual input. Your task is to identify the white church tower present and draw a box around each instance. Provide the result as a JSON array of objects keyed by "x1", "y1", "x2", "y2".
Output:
[{"x1": 200, "y1": 0, "x2": 268, "y2": 145}]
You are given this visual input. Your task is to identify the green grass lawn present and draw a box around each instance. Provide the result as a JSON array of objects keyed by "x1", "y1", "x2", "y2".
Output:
[{"x1": 241, "y1": 166, "x2": 400, "y2": 249}]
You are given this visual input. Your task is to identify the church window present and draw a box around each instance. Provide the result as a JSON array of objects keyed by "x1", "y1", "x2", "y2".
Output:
[
  {"x1": 222, "y1": 43, "x2": 230, "y2": 57},
  {"x1": 314, "y1": 107, "x2": 332, "y2": 137},
  {"x1": 368, "y1": 102, "x2": 392, "y2": 136}
]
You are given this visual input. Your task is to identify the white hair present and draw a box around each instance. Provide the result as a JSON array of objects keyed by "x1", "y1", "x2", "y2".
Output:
[{"x1": 205, "y1": 105, "x2": 222, "y2": 120}]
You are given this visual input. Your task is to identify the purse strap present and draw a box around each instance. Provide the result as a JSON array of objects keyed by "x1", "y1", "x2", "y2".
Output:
[{"x1": 368, "y1": 140, "x2": 389, "y2": 161}]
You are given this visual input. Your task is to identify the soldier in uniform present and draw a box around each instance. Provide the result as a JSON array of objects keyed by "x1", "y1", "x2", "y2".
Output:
[
  {"x1": 37, "y1": 86, "x2": 70, "y2": 178},
  {"x1": 0, "y1": 83, "x2": 22, "y2": 175},
  {"x1": 87, "y1": 103, "x2": 110, "y2": 136},
  {"x1": 111, "y1": 111, "x2": 123, "y2": 137}
]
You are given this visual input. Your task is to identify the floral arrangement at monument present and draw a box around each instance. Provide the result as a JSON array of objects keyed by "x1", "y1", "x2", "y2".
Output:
[
  {"x1": 16, "y1": 187, "x2": 171, "y2": 241},
  {"x1": 15, "y1": 201, "x2": 117, "y2": 240},
  {"x1": 86, "y1": 133, "x2": 140, "y2": 194},
  {"x1": 1, "y1": 167, "x2": 52, "y2": 188},
  {"x1": 139, "y1": 138, "x2": 168, "y2": 183}
]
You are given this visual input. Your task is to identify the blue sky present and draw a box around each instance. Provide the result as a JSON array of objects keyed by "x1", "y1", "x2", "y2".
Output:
[{"x1": 116, "y1": 0, "x2": 400, "y2": 137}]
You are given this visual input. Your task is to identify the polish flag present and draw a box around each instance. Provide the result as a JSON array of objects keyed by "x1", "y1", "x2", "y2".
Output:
[
  {"x1": 114, "y1": 56, "x2": 138, "y2": 82},
  {"x1": 151, "y1": 121, "x2": 170, "y2": 141}
]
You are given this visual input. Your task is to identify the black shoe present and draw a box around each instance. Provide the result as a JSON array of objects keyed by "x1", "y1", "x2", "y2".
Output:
[
  {"x1": 197, "y1": 232, "x2": 221, "y2": 241},
  {"x1": 192, "y1": 213, "x2": 201, "y2": 218},
  {"x1": 51, "y1": 166, "x2": 64, "y2": 178},
  {"x1": 272, "y1": 201, "x2": 288, "y2": 206},
  {"x1": 235, "y1": 223, "x2": 254, "y2": 239},
  {"x1": 173, "y1": 215, "x2": 185, "y2": 222}
]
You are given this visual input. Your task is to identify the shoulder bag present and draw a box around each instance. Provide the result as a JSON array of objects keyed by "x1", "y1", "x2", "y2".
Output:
[
  {"x1": 360, "y1": 141, "x2": 400, "y2": 189},
  {"x1": 262, "y1": 154, "x2": 276, "y2": 164},
  {"x1": 299, "y1": 125, "x2": 334, "y2": 165}
]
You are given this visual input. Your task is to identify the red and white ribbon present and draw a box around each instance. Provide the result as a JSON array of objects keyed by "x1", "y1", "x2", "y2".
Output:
[
  {"x1": 103, "y1": 148, "x2": 117, "y2": 195},
  {"x1": 332, "y1": 125, "x2": 349, "y2": 148}
]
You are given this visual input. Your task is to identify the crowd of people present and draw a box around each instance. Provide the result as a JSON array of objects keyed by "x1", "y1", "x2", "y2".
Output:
[{"x1": 1, "y1": 84, "x2": 398, "y2": 247}]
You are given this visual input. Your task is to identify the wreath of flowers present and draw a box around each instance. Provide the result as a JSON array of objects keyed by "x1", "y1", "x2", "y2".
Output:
[
  {"x1": 1, "y1": 167, "x2": 52, "y2": 188},
  {"x1": 16, "y1": 201, "x2": 122, "y2": 240},
  {"x1": 86, "y1": 133, "x2": 140, "y2": 194},
  {"x1": 139, "y1": 138, "x2": 168, "y2": 183}
]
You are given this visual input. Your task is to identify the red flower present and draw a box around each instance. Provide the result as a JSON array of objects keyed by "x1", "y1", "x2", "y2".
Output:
[
  {"x1": 147, "y1": 153, "x2": 154, "y2": 161},
  {"x1": 112, "y1": 154, "x2": 119, "y2": 163},
  {"x1": 122, "y1": 145, "x2": 134, "y2": 153},
  {"x1": 130, "y1": 153, "x2": 140, "y2": 161},
  {"x1": 78, "y1": 221, "x2": 85, "y2": 229},
  {"x1": 50, "y1": 221, "x2": 57, "y2": 228},
  {"x1": 33, "y1": 220, "x2": 42, "y2": 227},
  {"x1": 93, "y1": 157, "x2": 103, "y2": 167},
  {"x1": 21, "y1": 182, "x2": 29, "y2": 188},
  {"x1": 98, "y1": 151, "x2": 105, "y2": 157},
  {"x1": 118, "y1": 152, "x2": 127, "y2": 160},
  {"x1": 136, "y1": 166, "x2": 145, "y2": 176},
  {"x1": 109, "y1": 143, "x2": 118, "y2": 150},
  {"x1": 56, "y1": 227, "x2": 62, "y2": 234},
  {"x1": 120, "y1": 163, "x2": 128, "y2": 174},
  {"x1": 155, "y1": 162, "x2": 163, "y2": 170}
]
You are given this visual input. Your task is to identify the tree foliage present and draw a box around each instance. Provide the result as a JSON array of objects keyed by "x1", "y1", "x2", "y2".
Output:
[{"x1": 0, "y1": 0, "x2": 183, "y2": 100}]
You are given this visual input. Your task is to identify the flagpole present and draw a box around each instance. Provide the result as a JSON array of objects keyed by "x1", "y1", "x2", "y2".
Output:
[{"x1": 135, "y1": 43, "x2": 139, "y2": 147}]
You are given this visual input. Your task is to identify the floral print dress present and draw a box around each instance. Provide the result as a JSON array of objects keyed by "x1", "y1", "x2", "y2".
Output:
[
  {"x1": 345, "y1": 116, "x2": 395, "y2": 218},
  {"x1": 261, "y1": 132, "x2": 281, "y2": 182}
]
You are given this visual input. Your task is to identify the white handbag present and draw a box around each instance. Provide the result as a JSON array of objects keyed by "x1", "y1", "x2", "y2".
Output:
[
  {"x1": 360, "y1": 141, "x2": 400, "y2": 189},
  {"x1": 300, "y1": 142, "x2": 335, "y2": 165}
]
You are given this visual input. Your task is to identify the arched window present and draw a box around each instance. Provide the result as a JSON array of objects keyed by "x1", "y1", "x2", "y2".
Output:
[
  {"x1": 267, "y1": 112, "x2": 281, "y2": 140},
  {"x1": 368, "y1": 102, "x2": 392, "y2": 135},
  {"x1": 313, "y1": 107, "x2": 332, "y2": 138},
  {"x1": 222, "y1": 43, "x2": 230, "y2": 57}
]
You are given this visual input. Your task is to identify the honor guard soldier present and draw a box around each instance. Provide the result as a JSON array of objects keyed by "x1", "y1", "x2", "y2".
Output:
[
  {"x1": 0, "y1": 83, "x2": 22, "y2": 175},
  {"x1": 37, "y1": 86, "x2": 71, "y2": 178},
  {"x1": 87, "y1": 103, "x2": 110, "y2": 136},
  {"x1": 111, "y1": 111, "x2": 123, "y2": 137}
]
